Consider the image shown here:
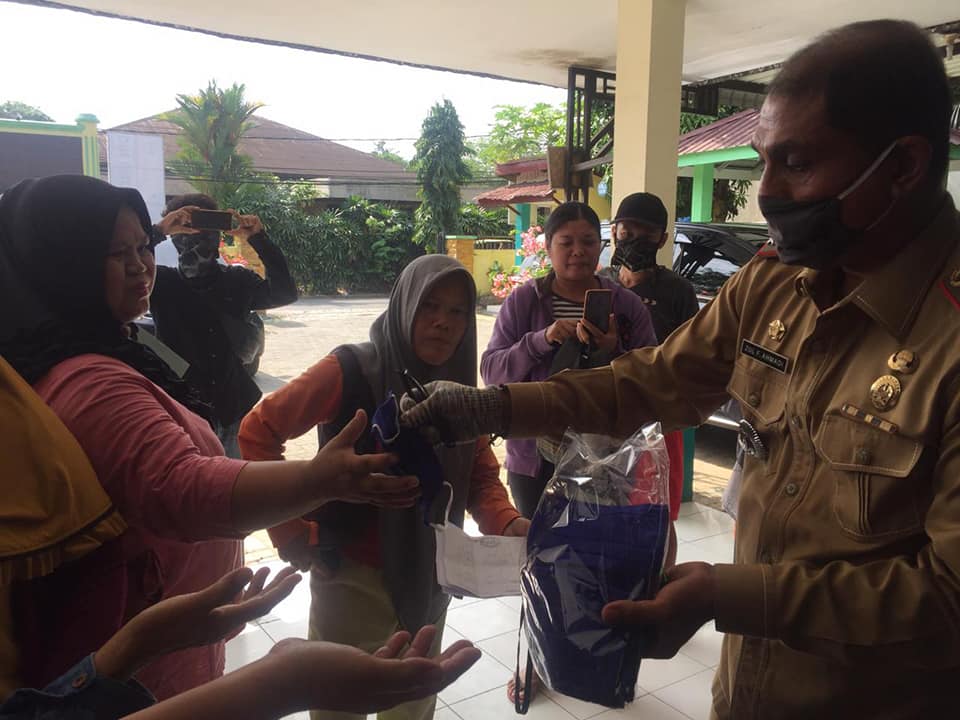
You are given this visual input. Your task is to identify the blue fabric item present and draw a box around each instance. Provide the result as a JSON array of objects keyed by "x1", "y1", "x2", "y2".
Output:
[
  {"x1": 371, "y1": 393, "x2": 445, "y2": 522},
  {"x1": 0, "y1": 654, "x2": 155, "y2": 720},
  {"x1": 522, "y1": 494, "x2": 669, "y2": 708}
]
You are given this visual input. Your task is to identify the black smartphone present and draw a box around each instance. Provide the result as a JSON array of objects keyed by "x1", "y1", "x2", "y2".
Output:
[
  {"x1": 191, "y1": 209, "x2": 234, "y2": 231},
  {"x1": 583, "y1": 289, "x2": 613, "y2": 333}
]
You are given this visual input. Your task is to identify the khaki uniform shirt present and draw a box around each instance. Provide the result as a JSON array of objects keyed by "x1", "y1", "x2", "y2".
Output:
[{"x1": 509, "y1": 197, "x2": 960, "y2": 719}]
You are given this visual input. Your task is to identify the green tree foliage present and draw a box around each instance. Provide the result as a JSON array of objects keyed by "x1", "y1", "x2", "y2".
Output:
[
  {"x1": 474, "y1": 103, "x2": 566, "y2": 167},
  {"x1": 459, "y1": 204, "x2": 511, "y2": 237},
  {"x1": 164, "y1": 81, "x2": 263, "y2": 208},
  {"x1": 0, "y1": 101, "x2": 53, "y2": 121},
  {"x1": 371, "y1": 140, "x2": 408, "y2": 168},
  {"x1": 676, "y1": 107, "x2": 751, "y2": 221},
  {"x1": 229, "y1": 179, "x2": 422, "y2": 294},
  {"x1": 411, "y1": 100, "x2": 472, "y2": 251}
]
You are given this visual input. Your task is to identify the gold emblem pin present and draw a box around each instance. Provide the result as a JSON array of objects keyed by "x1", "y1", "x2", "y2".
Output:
[
  {"x1": 768, "y1": 320, "x2": 786, "y2": 342},
  {"x1": 950, "y1": 269, "x2": 960, "y2": 287},
  {"x1": 887, "y1": 350, "x2": 917, "y2": 375},
  {"x1": 869, "y1": 374, "x2": 902, "y2": 412}
]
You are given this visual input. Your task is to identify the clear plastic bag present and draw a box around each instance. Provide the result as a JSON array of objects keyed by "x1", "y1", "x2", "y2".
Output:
[{"x1": 518, "y1": 424, "x2": 670, "y2": 710}]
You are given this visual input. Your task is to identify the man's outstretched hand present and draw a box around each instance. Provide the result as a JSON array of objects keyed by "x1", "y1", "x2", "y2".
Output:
[
  {"x1": 398, "y1": 381, "x2": 510, "y2": 444},
  {"x1": 602, "y1": 562, "x2": 717, "y2": 658}
]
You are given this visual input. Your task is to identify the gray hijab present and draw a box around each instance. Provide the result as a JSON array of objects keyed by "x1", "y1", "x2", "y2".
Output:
[{"x1": 345, "y1": 254, "x2": 480, "y2": 630}]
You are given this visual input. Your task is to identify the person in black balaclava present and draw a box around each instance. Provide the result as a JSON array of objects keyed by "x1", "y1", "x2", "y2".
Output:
[
  {"x1": 151, "y1": 193, "x2": 298, "y2": 457},
  {"x1": 607, "y1": 192, "x2": 699, "y2": 343}
]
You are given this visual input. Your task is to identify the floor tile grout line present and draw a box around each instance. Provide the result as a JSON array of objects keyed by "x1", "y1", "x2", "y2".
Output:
[{"x1": 649, "y1": 667, "x2": 716, "y2": 720}]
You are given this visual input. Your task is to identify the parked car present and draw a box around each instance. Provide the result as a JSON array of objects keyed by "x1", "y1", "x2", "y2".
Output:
[
  {"x1": 672, "y1": 222, "x2": 770, "y2": 307},
  {"x1": 600, "y1": 221, "x2": 770, "y2": 430}
]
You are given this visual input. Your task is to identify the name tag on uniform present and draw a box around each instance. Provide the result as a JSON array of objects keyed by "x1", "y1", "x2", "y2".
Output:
[{"x1": 741, "y1": 339, "x2": 790, "y2": 374}]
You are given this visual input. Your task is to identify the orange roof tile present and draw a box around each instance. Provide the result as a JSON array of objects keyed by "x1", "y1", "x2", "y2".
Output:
[{"x1": 474, "y1": 181, "x2": 556, "y2": 208}]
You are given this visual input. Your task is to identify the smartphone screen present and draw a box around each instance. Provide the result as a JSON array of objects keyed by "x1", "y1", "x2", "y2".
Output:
[
  {"x1": 191, "y1": 209, "x2": 234, "y2": 231},
  {"x1": 583, "y1": 289, "x2": 613, "y2": 333}
]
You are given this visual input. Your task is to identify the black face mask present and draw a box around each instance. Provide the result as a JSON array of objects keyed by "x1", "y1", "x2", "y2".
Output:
[
  {"x1": 759, "y1": 141, "x2": 897, "y2": 270},
  {"x1": 611, "y1": 241, "x2": 658, "y2": 272},
  {"x1": 172, "y1": 232, "x2": 220, "y2": 279}
]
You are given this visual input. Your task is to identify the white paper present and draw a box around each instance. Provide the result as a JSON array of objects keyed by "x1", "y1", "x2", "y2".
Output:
[{"x1": 434, "y1": 523, "x2": 526, "y2": 598}]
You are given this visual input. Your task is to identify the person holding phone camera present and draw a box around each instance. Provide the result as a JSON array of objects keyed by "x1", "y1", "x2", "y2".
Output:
[
  {"x1": 483, "y1": 203, "x2": 657, "y2": 521},
  {"x1": 151, "y1": 194, "x2": 298, "y2": 457}
]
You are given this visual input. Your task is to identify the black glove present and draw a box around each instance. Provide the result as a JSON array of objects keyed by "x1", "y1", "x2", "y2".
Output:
[{"x1": 398, "y1": 381, "x2": 510, "y2": 443}]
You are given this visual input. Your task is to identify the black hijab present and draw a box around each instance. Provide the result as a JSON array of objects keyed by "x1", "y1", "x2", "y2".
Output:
[{"x1": 0, "y1": 175, "x2": 211, "y2": 422}]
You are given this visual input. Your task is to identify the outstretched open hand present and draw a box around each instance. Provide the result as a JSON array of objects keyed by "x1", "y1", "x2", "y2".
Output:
[
  {"x1": 268, "y1": 625, "x2": 481, "y2": 715},
  {"x1": 96, "y1": 566, "x2": 301, "y2": 680},
  {"x1": 309, "y1": 409, "x2": 421, "y2": 508}
]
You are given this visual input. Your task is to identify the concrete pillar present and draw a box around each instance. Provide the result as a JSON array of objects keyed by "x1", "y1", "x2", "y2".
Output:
[
  {"x1": 513, "y1": 203, "x2": 531, "y2": 265},
  {"x1": 77, "y1": 114, "x2": 100, "y2": 178},
  {"x1": 691, "y1": 163, "x2": 715, "y2": 222},
  {"x1": 612, "y1": 0, "x2": 686, "y2": 265}
]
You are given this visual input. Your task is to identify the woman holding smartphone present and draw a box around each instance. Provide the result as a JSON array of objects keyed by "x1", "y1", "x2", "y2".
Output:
[
  {"x1": 481, "y1": 201, "x2": 660, "y2": 703},
  {"x1": 482, "y1": 202, "x2": 657, "y2": 516}
]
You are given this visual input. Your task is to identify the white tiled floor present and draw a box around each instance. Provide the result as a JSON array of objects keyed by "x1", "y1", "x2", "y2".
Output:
[{"x1": 226, "y1": 501, "x2": 733, "y2": 719}]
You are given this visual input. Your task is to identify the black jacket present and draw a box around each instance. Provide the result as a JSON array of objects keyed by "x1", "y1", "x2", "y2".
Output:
[
  {"x1": 604, "y1": 265, "x2": 699, "y2": 343},
  {"x1": 150, "y1": 231, "x2": 297, "y2": 426}
]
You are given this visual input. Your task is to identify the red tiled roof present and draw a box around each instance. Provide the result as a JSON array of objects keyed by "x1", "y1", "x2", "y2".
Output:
[
  {"x1": 474, "y1": 181, "x2": 556, "y2": 207},
  {"x1": 678, "y1": 108, "x2": 759, "y2": 156}
]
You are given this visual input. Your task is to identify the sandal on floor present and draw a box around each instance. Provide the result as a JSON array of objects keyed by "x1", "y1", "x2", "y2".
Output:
[{"x1": 506, "y1": 672, "x2": 541, "y2": 705}]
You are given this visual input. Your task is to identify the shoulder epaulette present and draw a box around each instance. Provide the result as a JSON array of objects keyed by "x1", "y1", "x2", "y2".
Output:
[{"x1": 939, "y1": 267, "x2": 960, "y2": 312}]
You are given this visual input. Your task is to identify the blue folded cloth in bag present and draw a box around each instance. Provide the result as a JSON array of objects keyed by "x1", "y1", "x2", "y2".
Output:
[
  {"x1": 370, "y1": 392, "x2": 444, "y2": 522},
  {"x1": 521, "y1": 484, "x2": 669, "y2": 708}
]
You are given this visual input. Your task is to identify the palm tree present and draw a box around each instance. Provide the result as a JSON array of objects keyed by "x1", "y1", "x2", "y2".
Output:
[{"x1": 165, "y1": 81, "x2": 263, "y2": 208}]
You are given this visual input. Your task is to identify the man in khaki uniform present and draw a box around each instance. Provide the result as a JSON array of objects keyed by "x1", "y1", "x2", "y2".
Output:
[{"x1": 402, "y1": 20, "x2": 960, "y2": 719}]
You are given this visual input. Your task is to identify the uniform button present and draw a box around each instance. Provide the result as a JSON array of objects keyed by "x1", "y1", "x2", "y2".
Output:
[
  {"x1": 748, "y1": 392, "x2": 761, "y2": 407},
  {"x1": 785, "y1": 482, "x2": 799, "y2": 496},
  {"x1": 856, "y1": 447, "x2": 872, "y2": 464},
  {"x1": 791, "y1": 415, "x2": 803, "y2": 429},
  {"x1": 71, "y1": 673, "x2": 88, "y2": 688}
]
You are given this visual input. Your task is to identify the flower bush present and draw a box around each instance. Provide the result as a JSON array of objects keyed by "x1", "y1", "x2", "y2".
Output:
[
  {"x1": 487, "y1": 225, "x2": 551, "y2": 299},
  {"x1": 219, "y1": 239, "x2": 250, "y2": 267}
]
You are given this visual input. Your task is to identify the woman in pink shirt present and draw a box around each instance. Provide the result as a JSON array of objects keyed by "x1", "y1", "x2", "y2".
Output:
[{"x1": 0, "y1": 176, "x2": 420, "y2": 701}]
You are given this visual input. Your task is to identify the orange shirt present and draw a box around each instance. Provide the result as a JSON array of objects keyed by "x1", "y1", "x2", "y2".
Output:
[{"x1": 239, "y1": 354, "x2": 520, "y2": 556}]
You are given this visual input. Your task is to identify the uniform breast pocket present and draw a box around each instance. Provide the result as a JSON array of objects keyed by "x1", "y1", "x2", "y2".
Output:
[
  {"x1": 726, "y1": 364, "x2": 787, "y2": 430},
  {"x1": 814, "y1": 412, "x2": 925, "y2": 541}
]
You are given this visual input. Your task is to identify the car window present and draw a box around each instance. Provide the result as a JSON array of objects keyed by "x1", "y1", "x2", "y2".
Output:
[{"x1": 672, "y1": 233, "x2": 740, "y2": 302}]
